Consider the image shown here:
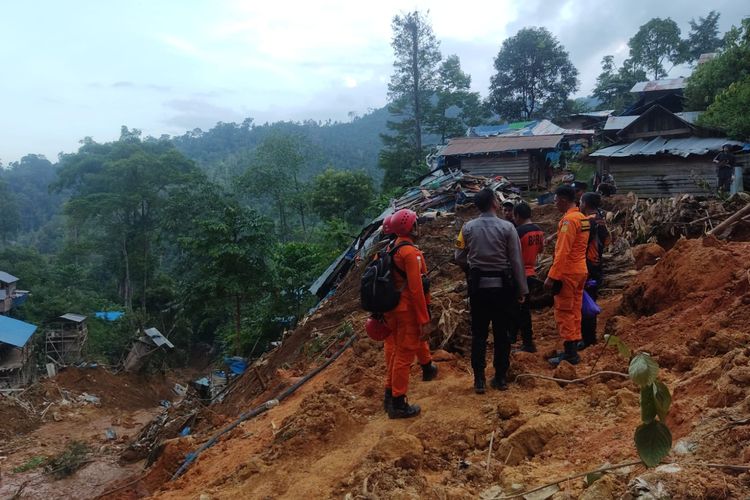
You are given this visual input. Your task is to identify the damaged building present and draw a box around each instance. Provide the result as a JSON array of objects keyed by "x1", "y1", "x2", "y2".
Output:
[
  {"x1": 0, "y1": 315, "x2": 37, "y2": 388},
  {"x1": 592, "y1": 105, "x2": 748, "y2": 197}
]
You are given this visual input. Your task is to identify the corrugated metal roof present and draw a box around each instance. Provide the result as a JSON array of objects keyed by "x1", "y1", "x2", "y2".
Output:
[
  {"x1": 144, "y1": 327, "x2": 174, "y2": 349},
  {"x1": 0, "y1": 271, "x2": 19, "y2": 284},
  {"x1": 603, "y1": 115, "x2": 638, "y2": 131},
  {"x1": 60, "y1": 313, "x2": 87, "y2": 323},
  {"x1": 468, "y1": 120, "x2": 593, "y2": 138},
  {"x1": 443, "y1": 135, "x2": 562, "y2": 156},
  {"x1": 574, "y1": 110, "x2": 615, "y2": 118},
  {"x1": 630, "y1": 78, "x2": 687, "y2": 93},
  {"x1": 675, "y1": 111, "x2": 702, "y2": 124},
  {"x1": 591, "y1": 136, "x2": 745, "y2": 158},
  {"x1": 0, "y1": 315, "x2": 37, "y2": 348}
]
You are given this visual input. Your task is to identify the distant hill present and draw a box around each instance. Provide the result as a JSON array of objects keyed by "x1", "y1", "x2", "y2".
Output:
[{"x1": 170, "y1": 107, "x2": 390, "y2": 181}]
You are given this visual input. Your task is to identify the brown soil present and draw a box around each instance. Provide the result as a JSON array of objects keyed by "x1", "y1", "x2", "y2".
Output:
[
  {"x1": 51, "y1": 367, "x2": 175, "y2": 410},
  {"x1": 124, "y1": 228, "x2": 750, "y2": 499}
]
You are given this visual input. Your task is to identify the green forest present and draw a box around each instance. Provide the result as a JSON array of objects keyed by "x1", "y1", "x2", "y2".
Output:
[{"x1": 1, "y1": 9, "x2": 746, "y2": 369}]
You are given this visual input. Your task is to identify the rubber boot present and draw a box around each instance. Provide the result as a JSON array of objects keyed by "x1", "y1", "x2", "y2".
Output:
[
  {"x1": 383, "y1": 388, "x2": 393, "y2": 413},
  {"x1": 421, "y1": 362, "x2": 438, "y2": 382},
  {"x1": 490, "y1": 376, "x2": 508, "y2": 391},
  {"x1": 548, "y1": 341, "x2": 580, "y2": 366},
  {"x1": 388, "y1": 395, "x2": 421, "y2": 419},
  {"x1": 474, "y1": 377, "x2": 486, "y2": 394}
]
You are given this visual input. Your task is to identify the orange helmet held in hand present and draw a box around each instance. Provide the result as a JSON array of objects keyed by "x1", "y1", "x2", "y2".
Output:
[{"x1": 365, "y1": 316, "x2": 391, "y2": 341}]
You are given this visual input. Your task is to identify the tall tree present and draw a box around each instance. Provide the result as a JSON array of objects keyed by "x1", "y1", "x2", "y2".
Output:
[
  {"x1": 311, "y1": 168, "x2": 375, "y2": 226},
  {"x1": 163, "y1": 183, "x2": 272, "y2": 354},
  {"x1": 685, "y1": 18, "x2": 750, "y2": 110},
  {"x1": 592, "y1": 55, "x2": 647, "y2": 112},
  {"x1": 383, "y1": 10, "x2": 441, "y2": 168},
  {"x1": 686, "y1": 11, "x2": 722, "y2": 64},
  {"x1": 628, "y1": 18, "x2": 685, "y2": 80},
  {"x1": 698, "y1": 76, "x2": 750, "y2": 140},
  {"x1": 55, "y1": 127, "x2": 198, "y2": 310},
  {"x1": 0, "y1": 180, "x2": 20, "y2": 243},
  {"x1": 237, "y1": 132, "x2": 312, "y2": 239},
  {"x1": 488, "y1": 27, "x2": 579, "y2": 120},
  {"x1": 427, "y1": 55, "x2": 486, "y2": 143}
]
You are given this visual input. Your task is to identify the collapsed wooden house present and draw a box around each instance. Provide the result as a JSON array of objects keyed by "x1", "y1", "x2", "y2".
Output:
[
  {"x1": 591, "y1": 105, "x2": 748, "y2": 198},
  {"x1": 45, "y1": 313, "x2": 88, "y2": 366},
  {"x1": 440, "y1": 120, "x2": 594, "y2": 188},
  {"x1": 0, "y1": 315, "x2": 37, "y2": 388}
]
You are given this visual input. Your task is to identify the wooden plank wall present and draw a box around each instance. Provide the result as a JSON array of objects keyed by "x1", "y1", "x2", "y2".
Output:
[
  {"x1": 461, "y1": 153, "x2": 530, "y2": 185},
  {"x1": 606, "y1": 157, "x2": 716, "y2": 198}
]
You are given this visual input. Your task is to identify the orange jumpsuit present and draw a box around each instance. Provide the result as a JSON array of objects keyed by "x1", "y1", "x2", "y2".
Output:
[
  {"x1": 548, "y1": 207, "x2": 590, "y2": 342},
  {"x1": 384, "y1": 237, "x2": 431, "y2": 398}
]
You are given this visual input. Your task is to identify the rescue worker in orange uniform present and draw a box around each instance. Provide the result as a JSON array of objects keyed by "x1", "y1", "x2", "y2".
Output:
[
  {"x1": 383, "y1": 209, "x2": 435, "y2": 419},
  {"x1": 380, "y1": 214, "x2": 437, "y2": 414},
  {"x1": 545, "y1": 185, "x2": 590, "y2": 366},
  {"x1": 578, "y1": 192, "x2": 611, "y2": 350}
]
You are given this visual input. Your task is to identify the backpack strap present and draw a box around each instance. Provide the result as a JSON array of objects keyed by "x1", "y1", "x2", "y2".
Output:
[{"x1": 389, "y1": 241, "x2": 414, "y2": 278}]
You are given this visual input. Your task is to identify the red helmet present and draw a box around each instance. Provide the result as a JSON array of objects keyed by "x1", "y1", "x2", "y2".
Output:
[
  {"x1": 391, "y1": 209, "x2": 418, "y2": 237},
  {"x1": 382, "y1": 215, "x2": 393, "y2": 235},
  {"x1": 365, "y1": 317, "x2": 391, "y2": 341}
]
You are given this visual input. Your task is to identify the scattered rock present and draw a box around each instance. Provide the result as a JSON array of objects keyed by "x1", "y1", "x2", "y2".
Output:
[
  {"x1": 497, "y1": 414, "x2": 564, "y2": 466},
  {"x1": 553, "y1": 363, "x2": 577, "y2": 383},
  {"x1": 632, "y1": 243, "x2": 666, "y2": 270},
  {"x1": 369, "y1": 433, "x2": 424, "y2": 469},
  {"x1": 496, "y1": 400, "x2": 520, "y2": 420},
  {"x1": 580, "y1": 474, "x2": 618, "y2": 500}
]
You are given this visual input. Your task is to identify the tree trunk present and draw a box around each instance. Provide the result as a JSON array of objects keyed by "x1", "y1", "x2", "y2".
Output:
[
  {"x1": 234, "y1": 294, "x2": 242, "y2": 355},
  {"x1": 123, "y1": 237, "x2": 132, "y2": 311},
  {"x1": 411, "y1": 19, "x2": 422, "y2": 166}
]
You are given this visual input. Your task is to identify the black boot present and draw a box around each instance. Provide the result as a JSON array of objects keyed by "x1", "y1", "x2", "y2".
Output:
[
  {"x1": 383, "y1": 388, "x2": 393, "y2": 413},
  {"x1": 490, "y1": 376, "x2": 508, "y2": 391},
  {"x1": 421, "y1": 362, "x2": 438, "y2": 381},
  {"x1": 474, "y1": 377, "x2": 486, "y2": 394},
  {"x1": 548, "y1": 341, "x2": 580, "y2": 366},
  {"x1": 388, "y1": 395, "x2": 421, "y2": 419}
]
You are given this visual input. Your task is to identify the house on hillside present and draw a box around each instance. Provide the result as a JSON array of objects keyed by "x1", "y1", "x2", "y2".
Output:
[
  {"x1": 0, "y1": 315, "x2": 37, "y2": 388},
  {"x1": 591, "y1": 105, "x2": 748, "y2": 197},
  {"x1": 45, "y1": 313, "x2": 88, "y2": 366},
  {"x1": 442, "y1": 120, "x2": 594, "y2": 188},
  {"x1": 558, "y1": 110, "x2": 614, "y2": 131},
  {"x1": 624, "y1": 77, "x2": 687, "y2": 115},
  {"x1": 0, "y1": 271, "x2": 30, "y2": 314}
]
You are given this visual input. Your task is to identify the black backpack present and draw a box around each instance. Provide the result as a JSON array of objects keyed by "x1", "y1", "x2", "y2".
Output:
[{"x1": 360, "y1": 242, "x2": 413, "y2": 313}]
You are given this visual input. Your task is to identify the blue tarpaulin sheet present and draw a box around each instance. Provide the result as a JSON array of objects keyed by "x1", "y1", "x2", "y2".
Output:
[
  {"x1": 0, "y1": 315, "x2": 37, "y2": 347},
  {"x1": 95, "y1": 311, "x2": 124, "y2": 321}
]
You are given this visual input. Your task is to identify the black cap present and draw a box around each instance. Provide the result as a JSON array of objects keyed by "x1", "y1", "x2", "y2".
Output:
[
  {"x1": 571, "y1": 181, "x2": 588, "y2": 191},
  {"x1": 502, "y1": 201, "x2": 514, "y2": 208}
]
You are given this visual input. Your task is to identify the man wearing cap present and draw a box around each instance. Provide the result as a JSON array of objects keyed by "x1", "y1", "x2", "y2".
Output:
[
  {"x1": 713, "y1": 144, "x2": 736, "y2": 193},
  {"x1": 455, "y1": 189, "x2": 528, "y2": 393},
  {"x1": 571, "y1": 181, "x2": 587, "y2": 205},
  {"x1": 545, "y1": 185, "x2": 590, "y2": 366}
]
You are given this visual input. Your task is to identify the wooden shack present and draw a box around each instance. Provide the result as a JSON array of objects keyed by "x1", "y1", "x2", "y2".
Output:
[
  {"x1": 45, "y1": 313, "x2": 88, "y2": 366},
  {"x1": 0, "y1": 315, "x2": 37, "y2": 388},
  {"x1": 591, "y1": 105, "x2": 746, "y2": 197}
]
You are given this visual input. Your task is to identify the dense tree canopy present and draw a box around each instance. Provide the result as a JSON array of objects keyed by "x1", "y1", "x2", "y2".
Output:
[
  {"x1": 311, "y1": 168, "x2": 375, "y2": 226},
  {"x1": 592, "y1": 56, "x2": 647, "y2": 112},
  {"x1": 628, "y1": 18, "x2": 685, "y2": 80},
  {"x1": 488, "y1": 27, "x2": 579, "y2": 120},
  {"x1": 686, "y1": 11, "x2": 723, "y2": 64}
]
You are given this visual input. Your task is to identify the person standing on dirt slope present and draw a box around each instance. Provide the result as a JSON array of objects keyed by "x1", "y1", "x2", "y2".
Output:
[
  {"x1": 508, "y1": 202, "x2": 544, "y2": 354},
  {"x1": 578, "y1": 192, "x2": 611, "y2": 351},
  {"x1": 455, "y1": 189, "x2": 528, "y2": 394},
  {"x1": 380, "y1": 215, "x2": 438, "y2": 415},
  {"x1": 545, "y1": 185, "x2": 590, "y2": 366},
  {"x1": 383, "y1": 209, "x2": 436, "y2": 419},
  {"x1": 713, "y1": 144, "x2": 736, "y2": 193}
]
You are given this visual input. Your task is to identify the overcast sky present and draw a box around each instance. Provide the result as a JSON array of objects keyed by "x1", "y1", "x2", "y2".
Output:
[{"x1": 1, "y1": 0, "x2": 747, "y2": 163}]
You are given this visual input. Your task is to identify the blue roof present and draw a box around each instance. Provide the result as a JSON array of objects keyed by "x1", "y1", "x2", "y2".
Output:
[
  {"x1": 0, "y1": 271, "x2": 19, "y2": 284},
  {"x1": 95, "y1": 311, "x2": 124, "y2": 321},
  {"x1": 0, "y1": 315, "x2": 37, "y2": 348}
]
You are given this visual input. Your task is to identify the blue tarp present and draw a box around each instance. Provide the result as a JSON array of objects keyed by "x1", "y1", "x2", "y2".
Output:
[
  {"x1": 0, "y1": 315, "x2": 37, "y2": 348},
  {"x1": 95, "y1": 311, "x2": 124, "y2": 321}
]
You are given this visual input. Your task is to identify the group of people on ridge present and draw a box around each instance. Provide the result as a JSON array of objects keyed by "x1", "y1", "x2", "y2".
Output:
[{"x1": 366, "y1": 181, "x2": 610, "y2": 419}]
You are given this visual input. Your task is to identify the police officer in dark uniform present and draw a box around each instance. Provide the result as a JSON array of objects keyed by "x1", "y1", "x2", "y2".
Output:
[{"x1": 454, "y1": 189, "x2": 528, "y2": 394}]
